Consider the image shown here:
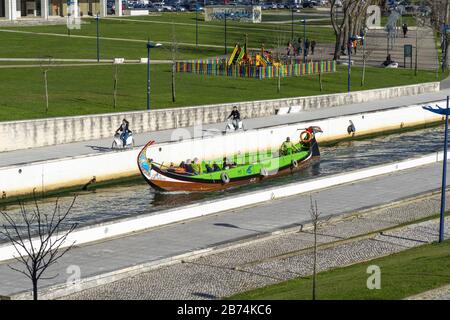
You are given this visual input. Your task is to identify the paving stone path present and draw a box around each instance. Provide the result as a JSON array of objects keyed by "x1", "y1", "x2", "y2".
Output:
[{"x1": 63, "y1": 191, "x2": 450, "y2": 300}]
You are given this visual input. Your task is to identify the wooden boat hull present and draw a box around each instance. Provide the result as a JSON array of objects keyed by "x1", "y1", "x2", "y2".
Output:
[{"x1": 137, "y1": 138, "x2": 321, "y2": 193}]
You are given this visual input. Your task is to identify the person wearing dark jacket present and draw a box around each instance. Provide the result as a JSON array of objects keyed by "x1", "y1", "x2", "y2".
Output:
[
  {"x1": 227, "y1": 106, "x2": 241, "y2": 130},
  {"x1": 116, "y1": 118, "x2": 131, "y2": 147}
]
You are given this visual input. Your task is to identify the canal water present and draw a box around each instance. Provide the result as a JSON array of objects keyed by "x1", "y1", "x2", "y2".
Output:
[{"x1": 0, "y1": 125, "x2": 446, "y2": 242}]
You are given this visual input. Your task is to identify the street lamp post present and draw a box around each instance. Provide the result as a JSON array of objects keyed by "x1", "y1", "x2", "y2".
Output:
[
  {"x1": 302, "y1": 19, "x2": 306, "y2": 63},
  {"x1": 348, "y1": 37, "x2": 351, "y2": 93},
  {"x1": 423, "y1": 96, "x2": 450, "y2": 243},
  {"x1": 96, "y1": 13, "x2": 100, "y2": 63},
  {"x1": 224, "y1": 11, "x2": 227, "y2": 55},
  {"x1": 196, "y1": 1, "x2": 198, "y2": 48},
  {"x1": 291, "y1": 3, "x2": 294, "y2": 41},
  {"x1": 146, "y1": 41, "x2": 162, "y2": 111}
]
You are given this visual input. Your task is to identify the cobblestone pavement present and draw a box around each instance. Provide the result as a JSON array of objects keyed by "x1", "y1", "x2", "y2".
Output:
[
  {"x1": 63, "y1": 192, "x2": 450, "y2": 300},
  {"x1": 407, "y1": 284, "x2": 450, "y2": 300}
]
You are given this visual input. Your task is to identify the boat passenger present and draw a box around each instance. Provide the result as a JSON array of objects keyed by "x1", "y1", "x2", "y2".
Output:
[
  {"x1": 213, "y1": 163, "x2": 221, "y2": 172},
  {"x1": 222, "y1": 157, "x2": 230, "y2": 170},
  {"x1": 185, "y1": 159, "x2": 194, "y2": 174},
  {"x1": 205, "y1": 164, "x2": 213, "y2": 173},
  {"x1": 222, "y1": 157, "x2": 236, "y2": 170},
  {"x1": 280, "y1": 137, "x2": 299, "y2": 155},
  {"x1": 192, "y1": 158, "x2": 203, "y2": 175}
]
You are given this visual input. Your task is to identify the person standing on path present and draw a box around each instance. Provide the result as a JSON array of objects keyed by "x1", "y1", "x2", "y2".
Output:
[
  {"x1": 311, "y1": 40, "x2": 316, "y2": 55},
  {"x1": 402, "y1": 23, "x2": 408, "y2": 38},
  {"x1": 305, "y1": 39, "x2": 310, "y2": 57}
]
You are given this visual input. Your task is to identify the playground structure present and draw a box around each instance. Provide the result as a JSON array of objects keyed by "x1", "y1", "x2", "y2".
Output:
[{"x1": 176, "y1": 41, "x2": 336, "y2": 80}]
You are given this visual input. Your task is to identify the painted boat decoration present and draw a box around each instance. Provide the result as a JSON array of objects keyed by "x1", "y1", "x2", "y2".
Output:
[{"x1": 137, "y1": 127, "x2": 322, "y2": 192}]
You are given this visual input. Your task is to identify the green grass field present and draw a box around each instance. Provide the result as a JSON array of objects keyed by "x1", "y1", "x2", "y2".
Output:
[
  {"x1": 0, "y1": 13, "x2": 335, "y2": 61},
  {"x1": 0, "y1": 12, "x2": 445, "y2": 122},
  {"x1": 228, "y1": 238, "x2": 450, "y2": 300},
  {"x1": 0, "y1": 63, "x2": 440, "y2": 121}
]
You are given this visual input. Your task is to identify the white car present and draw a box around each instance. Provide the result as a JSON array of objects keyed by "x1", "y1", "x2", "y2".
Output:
[{"x1": 162, "y1": 5, "x2": 174, "y2": 11}]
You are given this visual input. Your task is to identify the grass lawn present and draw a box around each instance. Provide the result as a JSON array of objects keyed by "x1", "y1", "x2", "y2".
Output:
[
  {"x1": 228, "y1": 238, "x2": 450, "y2": 300},
  {"x1": 0, "y1": 64, "x2": 441, "y2": 121},
  {"x1": 0, "y1": 13, "x2": 336, "y2": 60}
]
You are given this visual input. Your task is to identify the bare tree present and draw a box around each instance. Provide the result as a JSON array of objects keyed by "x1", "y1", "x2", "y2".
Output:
[
  {"x1": 113, "y1": 62, "x2": 119, "y2": 109},
  {"x1": 40, "y1": 56, "x2": 53, "y2": 113},
  {"x1": 361, "y1": 47, "x2": 372, "y2": 86},
  {"x1": 330, "y1": 0, "x2": 374, "y2": 60},
  {"x1": 318, "y1": 48, "x2": 324, "y2": 92},
  {"x1": 0, "y1": 192, "x2": 78, "y2": 300},
  {"x1": 274, "y1": 27, "x2": 286, "y2": 93},
  {"x1": 309, "y1": 196, "x2": 321, "y2": 301}
]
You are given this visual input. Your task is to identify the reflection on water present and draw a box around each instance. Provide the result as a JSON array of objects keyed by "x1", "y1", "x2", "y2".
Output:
[{"x1": 0, "y1": 125, "x2": 445, "y2": 242}]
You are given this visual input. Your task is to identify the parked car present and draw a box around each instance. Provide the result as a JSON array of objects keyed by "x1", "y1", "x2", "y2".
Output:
[
  {"x1": 162, "y1": 4, "x2": 175, "y2": 11},
  {"x1": 174, "y1": 5, "x2": 186, "y2": 11}
]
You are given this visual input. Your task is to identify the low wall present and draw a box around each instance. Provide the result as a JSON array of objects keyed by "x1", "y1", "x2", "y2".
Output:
[
  {"x1": 0, "y1": 99, "x2": 445, "y2": 198},
  {"x1": 0, "y1": 82, "x2": 440, "y2": 152},
  {"x1": 0, "y1": 150, "x2": 445, "y2": 263}
]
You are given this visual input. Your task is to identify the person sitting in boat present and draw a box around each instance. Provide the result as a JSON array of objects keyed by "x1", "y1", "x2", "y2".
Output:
[
  {"x1": 280, "y1": 137, "x2": 299, "y2": 156},
  {"x1": 213, "y1": 162, "x2": 221, "y2": 172},
  {"x1": 116, "y1": 118, "x2": 131, "y2": 147},
  {"x1": 191, "y1": 158, "x2": 203, "y2": 175},
  {"x1": 205, "y1": 163, "x2": 213, "y2": 173},
  {"x1": 222, "y1": 157, "x2": 236, "y2": 170},
  {"x1": 185, "y1": 159, "x2": 194, "y2": 174}
]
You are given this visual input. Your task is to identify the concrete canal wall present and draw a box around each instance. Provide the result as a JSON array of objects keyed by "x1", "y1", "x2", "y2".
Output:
[
  {"x1": 0, "y1": 82, "x2": 440, "y2": 152},
  {"x1": 0, "y1": 99, "x2": 445, "y2": 198}
]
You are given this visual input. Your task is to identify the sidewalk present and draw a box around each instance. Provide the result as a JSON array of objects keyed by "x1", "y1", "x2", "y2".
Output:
[
  {"x1": 1, "y1": 88, "x2": 449, "y2": 169},
  {"x1": 0, "y1": 160, "x2": 449, "y2": 298}
]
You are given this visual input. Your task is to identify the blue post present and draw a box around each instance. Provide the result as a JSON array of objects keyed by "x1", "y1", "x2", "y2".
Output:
[
  {"x1": 96, "y1": 13, "x2": 100, "y2": 63},
  {"x1": 440, "y1": 96, "x2": 449, "y2": 243},
  {"x1": 147, "y1": 41, "x2": 151, "y2": 111}
]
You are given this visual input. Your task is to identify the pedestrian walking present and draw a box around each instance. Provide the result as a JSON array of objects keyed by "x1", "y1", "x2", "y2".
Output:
[
  {"x1": 305, "y1": 38, "x2": 310, "y2": 56},
  {"x1": 311, "y1": 40, "x2": 316, "y2": 55},
  {"x1": 402, "y1": 23, "x2": 408, "y2": 38},
  {"x1": 352, "y1": 38, "x2": 358, "y2": 54}
]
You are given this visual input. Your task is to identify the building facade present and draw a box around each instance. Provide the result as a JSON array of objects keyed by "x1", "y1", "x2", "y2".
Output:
[{"x1": 0, "y1": 0, "x2": 123, "y2": 20}]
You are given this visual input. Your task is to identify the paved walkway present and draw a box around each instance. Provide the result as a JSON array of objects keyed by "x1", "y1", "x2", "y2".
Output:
[
  {"x1": 65, "y1": 202, "x2": 450, "y2": 300},
  {"x1": 1, "y1": 88, "x2": 449, "y2": 169},
  {"x1": 296, "y1": 27, "x2": 439, "y2": 71},
  {"x1": 1, "y1": 160, "x2": 450, "y2": 298}
]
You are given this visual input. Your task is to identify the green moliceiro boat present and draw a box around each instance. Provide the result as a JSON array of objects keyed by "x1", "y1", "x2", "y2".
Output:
[{"x1": 137, "y1": 126, "x2": 322, "y2": 192}]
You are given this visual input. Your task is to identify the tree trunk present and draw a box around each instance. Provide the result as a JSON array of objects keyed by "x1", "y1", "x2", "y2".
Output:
[
  {"x1": 172, "y1": 62, "x2": 176, "y2": 103},
  {"x1": 113, "y1": 64, "x2": 118, "y2": 109},
  {"x1": 44, "y1": 71, "x2": 49, "y2": 113},
  {"x1": 312, "y1": 223, "x2": 317, "y2": 300},
  {"x1": 32, "y1": 275, "x2": 38, "y2": 300}
]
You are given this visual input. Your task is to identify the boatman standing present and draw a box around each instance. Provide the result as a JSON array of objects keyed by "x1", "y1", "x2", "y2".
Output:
[{"x1": 280, "y1": 137, "x2": 298, "y2": 155}]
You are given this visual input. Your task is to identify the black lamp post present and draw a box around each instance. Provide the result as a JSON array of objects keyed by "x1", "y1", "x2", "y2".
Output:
[
  {"x1": 196, "y1": 1, "x2": 199, "y2": 47},
  {"x1": 302, "y1": 19, "x2": 306, "y2": 63},
  {"x1": 224, "y1": 10, "x2": 227, "y2": 54},
  {"x1": 348, "y1": 37, "x2": 351, "y2": 93},
  {"x1": 146, "y1": 40, "x2": 162, "y2": 111},
  {"x1": 291, "y1": 2, "x2": 294, "y2": 40},
  {"x1": 96, "y1": 13, "x2": 100, "y2": 62}
]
